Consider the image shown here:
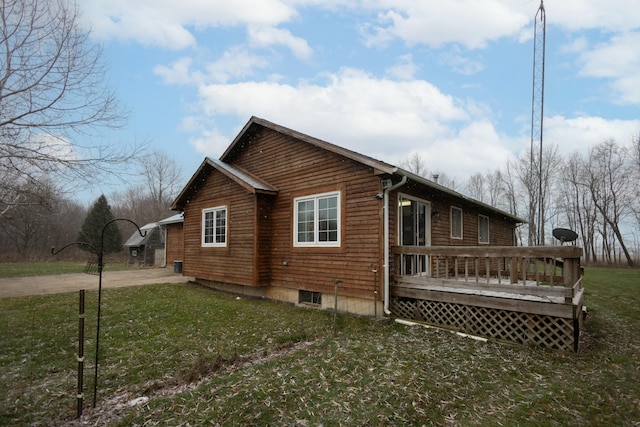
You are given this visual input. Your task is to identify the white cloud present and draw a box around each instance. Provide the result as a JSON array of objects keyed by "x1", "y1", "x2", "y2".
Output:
[
  {"x1": 438, "y1": 47, "x2": 484, "y2": 76},
  {"x1": 206, "y1": 47, "x2": 270, "y2": 83},
  {"x1": 248, "y1": 26, "x2": 313, "y2": 59},
  {"x1": 385, "y1": 54, "x2": 418, "y2": 80},
  {"x1": 183, "y1": 67, "x2": 640, "y2": 184},
  {"x1": 578, "y1": 32, "x2": 640, "y2": 105},
  {"x1": 194, "y1": 68, "x2": 469, "y2": 157},
  {"x1": 189, "y1": 128, "x2": 231, "y2": 156},
  {"x1": 549, "y1": 0, "x2": 640, "y2": 33},
  {"x1": 544, "y1": 115, "x2": 640, "y2": 156},
  {"x1": 362, "y1": 1, "x2": 529, "y2": 49},
  {"x1": 154, "y1": 57, "x2": 200, "y2": 85},
  {"x1": 80, "y1": 0, "x2": 296, "y2": 49},
  {"x1": 413, "y1": 120, "x2": 516, "y2": 183}
]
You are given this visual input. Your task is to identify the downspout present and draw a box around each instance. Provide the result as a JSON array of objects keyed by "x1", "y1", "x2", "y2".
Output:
[{"x1": 383, "y1": 175, "x2": 407, "y2": 315}]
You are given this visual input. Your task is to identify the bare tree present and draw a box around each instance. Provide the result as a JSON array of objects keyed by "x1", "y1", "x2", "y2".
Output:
[
  {"x1": 466, "y1": 173, "x2": 485, "y2": 202},
  {"x1": 581, "y1": 140, "x2": 635, "y2": 266},
  {"x1": 557, "y1": 153, "x2": 598, "y2": 261},
  {"x1": 398, "y1": 152, "x2": 458, "y2": 189},
  {"x1": 0, "y1": 0, "x2": 138, "y2": 217},
  {"x1": 111, "y1": 150, "x2": 184, "y2": 236},
  {"x1": 399, "y1": 152, "x2": 427, "y2": 177},
  {"x1": 464, "y1": 169, "x2": 505, "y2": 208},
  {"x1": 0, "y1": 178, "x2": 85, "y2": 260},
  {"x1": 514, "y1": 143, "x2": 561, "y2": 245},
  {"x1": 139, "y1": 150, "x2": 183, "y2": 219}
]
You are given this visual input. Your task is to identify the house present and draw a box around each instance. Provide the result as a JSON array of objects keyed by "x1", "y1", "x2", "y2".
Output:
[
  {"x1": 172, "y1": 116, "x2": 584, "y2": 350},
  {"x1": 124, "y1": 222, "x2": 165, "y2": 267}
]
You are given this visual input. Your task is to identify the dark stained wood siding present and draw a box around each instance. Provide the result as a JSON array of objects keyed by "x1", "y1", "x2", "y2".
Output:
[
  {"x1": 182, "y1": 167, "x2": 257, "y2": 286},
  {"x1": 180, "y1": 124, "x2": 519, "y2": 301},
  {"x1": 392, "y1": 181, "x2": 516, "y2": 247},
  {"x1": 256, "y1": 194, "x2": 274, "y2": 286},
  {"x1": 231, "y1": 127, "x2": 384, "y2": 299},
  {"x1": 387, "y1": 181, "x2": 517, "y2": 275},
  {"x1": 165, "y1": 223, "x2": 184, "y2": 264}
]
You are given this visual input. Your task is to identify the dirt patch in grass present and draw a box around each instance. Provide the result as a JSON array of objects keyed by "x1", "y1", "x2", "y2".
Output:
[{"x1": 62, "y1": 340, "x2": 316, "y2": 426}]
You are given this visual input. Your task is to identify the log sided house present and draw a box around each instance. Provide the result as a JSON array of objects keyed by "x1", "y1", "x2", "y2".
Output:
[{"x1": 172, "y1": 116, "x2": 584, "y2": 351}]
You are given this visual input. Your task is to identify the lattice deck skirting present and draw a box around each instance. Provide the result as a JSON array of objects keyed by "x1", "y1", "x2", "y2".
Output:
[{"x1": 390, "y1": 297, "x2": 581, "y2": 351}]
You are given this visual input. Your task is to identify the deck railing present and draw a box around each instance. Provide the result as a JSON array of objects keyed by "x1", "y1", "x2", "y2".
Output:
[{"x1": 391, "y1": 245, "x2": 583, "y2": 304}]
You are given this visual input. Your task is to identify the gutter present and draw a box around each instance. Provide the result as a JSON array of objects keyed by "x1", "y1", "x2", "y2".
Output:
[{"x1": 383, "y1": 175, "x2": 407, "y2": 315}]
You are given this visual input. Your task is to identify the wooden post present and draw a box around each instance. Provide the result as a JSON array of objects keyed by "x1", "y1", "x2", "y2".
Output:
[
  {"x1": 77, "y1": 290, "x2": 85, "y2": 418},
  {"x1": 563, "y1": 257, "x2": 579, "y2": 304},
  {"x1": 510, "y1": 257, "x2": 518, "y2": 284}
]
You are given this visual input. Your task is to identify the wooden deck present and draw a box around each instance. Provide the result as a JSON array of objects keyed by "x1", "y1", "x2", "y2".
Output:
[{"x1": 390, "y1": 246, "x2": 584, "y2": 351}]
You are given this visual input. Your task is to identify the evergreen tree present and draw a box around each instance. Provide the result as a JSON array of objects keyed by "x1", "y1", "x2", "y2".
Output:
[{"x1": 77, "y1": 195, "x2": 123, "y2": 254}]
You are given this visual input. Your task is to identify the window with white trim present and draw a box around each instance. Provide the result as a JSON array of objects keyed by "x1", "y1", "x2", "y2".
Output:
[
  {"x1": 294, "y1": 192, "x2": 340, "y2": 247},
  {"x1": 451, "y1": 206, "x2": 463, "y2": 239},
  {"x1": 202, "y1": 206, "x2": 227, "y2": 247},
  {"x1": 478, "y1": 214, "x2": 489, "y2": 244}
]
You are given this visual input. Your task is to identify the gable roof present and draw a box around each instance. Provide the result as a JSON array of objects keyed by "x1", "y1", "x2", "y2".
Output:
[
  {"x1": 172, "y1": 156, "x2": 278, "y2": 209},
  {"x1": 124, "y1": 222, "x2": 159, "y2": 247},
  {"x1": 221, "y1": 116, "x2": 397, "y2": 175},
  {"x1": 158, "y1": 212, "x2": 183, "y2": 225},
  {"x1": 172, "y1": 116, "x2": 524, "y2": 223}
]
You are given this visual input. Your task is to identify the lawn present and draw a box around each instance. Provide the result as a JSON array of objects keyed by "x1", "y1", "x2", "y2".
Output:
[
  {"x1": 0, "y1": 267, "x2": 638, "y2": 426},
  {"x1": 0, "y1": 261, "x2": 131, "y2": 278}
]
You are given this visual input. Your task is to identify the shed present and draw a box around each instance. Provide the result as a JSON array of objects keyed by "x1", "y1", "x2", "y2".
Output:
[{"x1": 124, "y1": 222, "x2": 165, "y2": 267}]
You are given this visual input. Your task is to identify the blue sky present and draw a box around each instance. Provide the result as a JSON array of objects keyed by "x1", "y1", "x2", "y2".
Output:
[{"x1": 77, "y1": 0, "x2": 640, "y2": 199}]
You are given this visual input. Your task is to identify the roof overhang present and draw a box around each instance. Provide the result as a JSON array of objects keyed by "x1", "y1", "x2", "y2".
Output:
[
  {"x1": 171, "y1": 157, "x2": 278, "y2": 210},
  {"x1": 393, "y1": 167, "x2": 526, "y2": 224}
]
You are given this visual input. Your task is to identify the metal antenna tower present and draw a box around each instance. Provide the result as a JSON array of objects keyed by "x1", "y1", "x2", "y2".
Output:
[{"x1": 530, "y1": 0, "x2": 546, "y2": 245}]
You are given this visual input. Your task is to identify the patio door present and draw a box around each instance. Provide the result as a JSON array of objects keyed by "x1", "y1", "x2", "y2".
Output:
[{"x1": 398, "y1": 195, "x2": 431, "y2": 276}]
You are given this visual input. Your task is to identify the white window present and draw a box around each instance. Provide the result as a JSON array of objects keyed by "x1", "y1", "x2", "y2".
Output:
[
  {"x1": 202, "y1": 206, "x2": 227, "y2": 247},
  {"x1": 478, "y1": 214, "x2": 489, "y2": 244},
  {"x1": 294, "y1": 192, "x2": 340, "y2": 247},
  {"x1": 451, "y1": 206, "x2": 463, "y2": 239}
]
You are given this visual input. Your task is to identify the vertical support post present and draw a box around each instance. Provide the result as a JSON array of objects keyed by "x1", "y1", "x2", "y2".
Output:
[
  {"x1": 93, "y1": 253, "x2": 103, "y2": 408},
  {"x1": 485, "y1": 257, "x2": 490, "y2": 282},
  {"x1": 563, "y1": 257, "x2": 579, "y2": 303},
  {"x1": 511, "y1": 257, "x2": 518, "y2": 284},
  {"x1": 77, "y1": 290, "x2": 85, "y2": 418},
  {"x1": 372, "y1": 269, "x2": 378, "y2": 318}
]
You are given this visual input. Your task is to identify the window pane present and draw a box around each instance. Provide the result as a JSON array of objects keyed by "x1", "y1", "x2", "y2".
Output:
[
  {"x1": 479, "y1": 216, "x2": 489, "y2": 243},
  {"x1": 297, "y1": 199, "x2": 314, "y2": 242},
  {"x1": 451, "y1": 208, "x2": 462, "y2": 238},
  {"x1": 215, "y1": 210, "x2": 226, "y2": 243},
  {"x1": 204, "y1": 211, "x2": 214, "y2": 243},
  {"x1": 318, "y1": 196, "x2": 338, "y2": 242}
]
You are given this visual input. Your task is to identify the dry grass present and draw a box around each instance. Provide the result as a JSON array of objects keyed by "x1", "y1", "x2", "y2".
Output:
[{"x1": 1, "y1": 267, "x2": 639, "y2": 426}]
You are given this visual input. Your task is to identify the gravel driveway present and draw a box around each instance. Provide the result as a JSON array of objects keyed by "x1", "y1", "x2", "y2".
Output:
[{"x1": 0, "y1": 268, "x2": 192, "y2": 298}]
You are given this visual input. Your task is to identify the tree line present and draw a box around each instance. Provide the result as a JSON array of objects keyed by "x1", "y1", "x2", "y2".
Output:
[
  {"x1": 0, "y1": 150, "x2": 183, "y2": 261},
  {"x1": 416, "y1": 135, "x2": 640, "y2": 267},
  {"x1": 400, "y1": 133, "x2": 640, "y2": 266}
]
